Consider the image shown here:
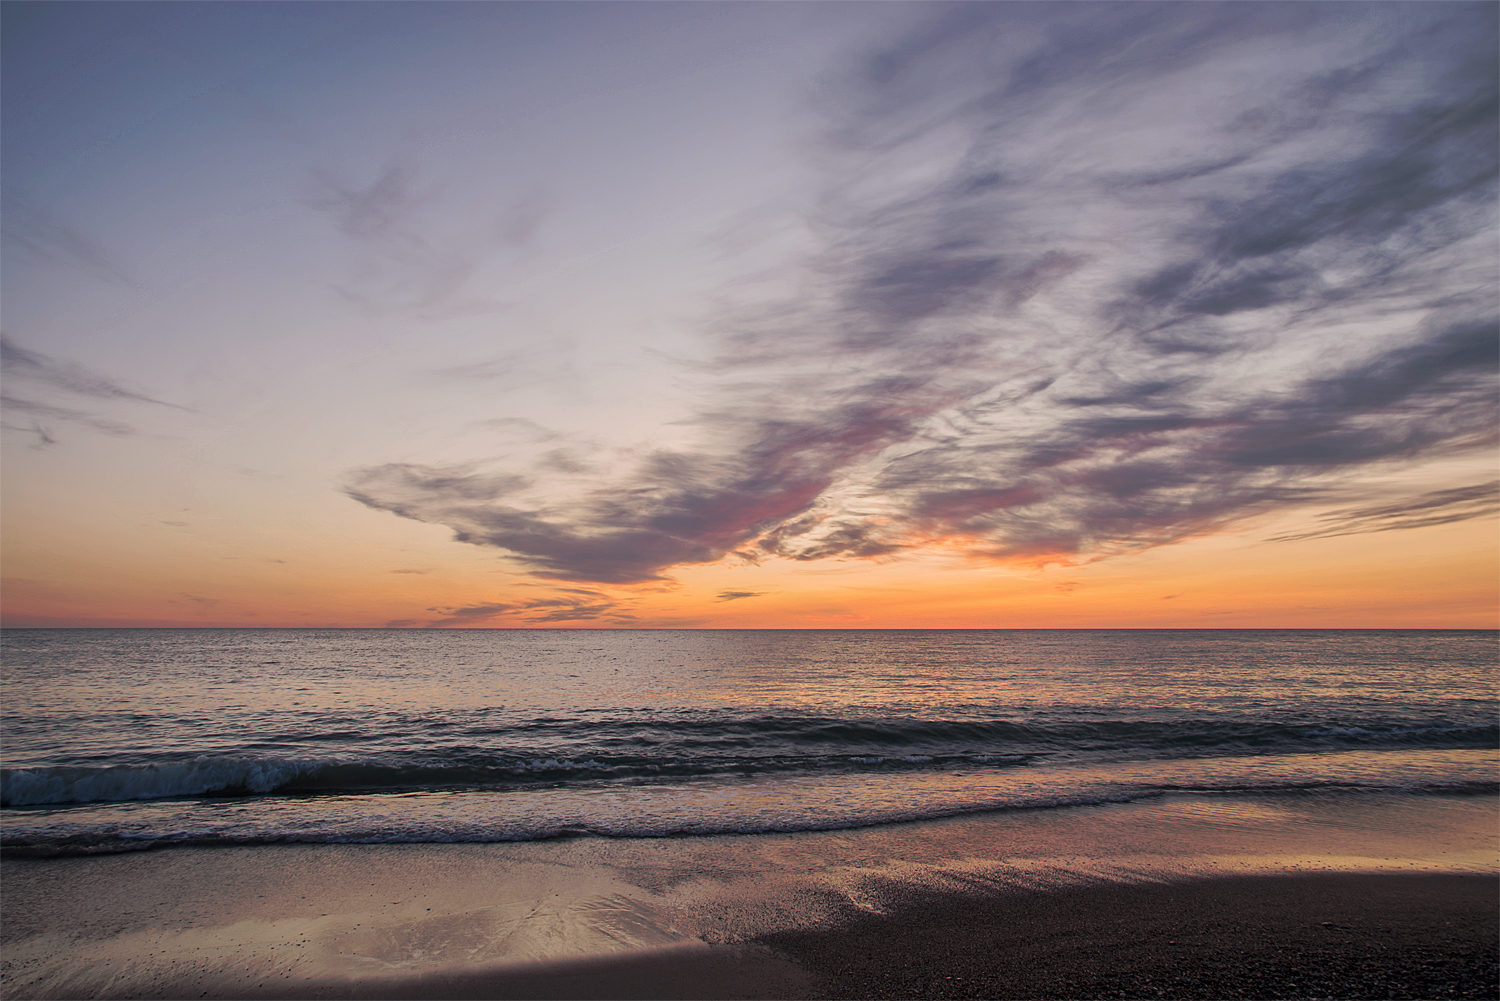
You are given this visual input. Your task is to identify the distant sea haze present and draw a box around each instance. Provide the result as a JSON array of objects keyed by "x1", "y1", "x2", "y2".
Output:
[{"x1": 2, "y1": 629, "x2": 1494, "y2": 854}]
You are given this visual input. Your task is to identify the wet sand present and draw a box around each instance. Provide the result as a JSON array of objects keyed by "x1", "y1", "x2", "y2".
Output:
[
  {"x1": 766, "y1": 871, "x2": 1498, "y2": 1000},
  {"x1": 134, "y1": 873, "x2": 1495, "y2": 1000},
  {"x1": 3, "y1": 794, "x2": 1495, "y2": 999}
]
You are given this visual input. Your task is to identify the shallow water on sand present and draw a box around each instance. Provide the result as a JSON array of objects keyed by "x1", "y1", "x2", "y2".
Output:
[{"x1": 2, "y1": 793, "x2": 1495, "y2": 999}]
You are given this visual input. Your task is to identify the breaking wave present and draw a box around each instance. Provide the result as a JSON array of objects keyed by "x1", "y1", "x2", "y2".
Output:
[{"x1": 3, "y1": 714, "x2": 1492, "y2": 808}]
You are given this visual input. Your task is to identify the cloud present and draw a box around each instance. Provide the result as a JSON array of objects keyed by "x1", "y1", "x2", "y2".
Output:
[
  {"x1": 1269, "y1": 480, "x2": 1500, "y2": 543},
  {"x1": 307, "y1": 162, "x2": 547, "y2": 320},
  {"x1": 0, "y1": 418, "x2": 56, "y2": 449},
  {"x1": 427, "y1": 600, "x2": 514, "y2": 625},
  {"x1": 345, "y1": 384, "x2": 949, "y2": 582},
  {"x1": 430, "y1": 350, "x2": 571, "y2": 387},
  {"x1": 421, "y1": 587, "x2": 637, "y2": 626},
  {"x1": 2, "y1": 336, "x2": 180, "y2": 408},
  {"x1": 1, "y1": 200, "x2": 138, "y2": 286},
  {"x1": 1, "y1": 395, "x2": 135, "y2": 440},
  {"x1": 715, "y1": 590, "x2": 765, "y2": 602},
  {"x1": 1, "y1": 336, "x2": 191, "y2": 446},
  {"x1": 346, "y1": 2, "x2": 1497, "y2": 583},
  {"x1": 344, "y1": 462, "x2": 531, "y2": 512},
  {"x1": 470, "y1": 417, "x2": 564, "y2": 441}
]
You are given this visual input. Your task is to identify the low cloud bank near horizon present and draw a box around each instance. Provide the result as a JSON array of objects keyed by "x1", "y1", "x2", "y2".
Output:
[
  {"x1": 415, "y1": 586, "x2": 637, "y2": 627},
  {"x1": 346, "y1": 2, "x2": 1498, "y2": 586}
]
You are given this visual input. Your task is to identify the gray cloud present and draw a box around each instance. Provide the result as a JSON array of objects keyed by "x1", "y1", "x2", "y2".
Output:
[
  {"x1": 2, "y1": 336, "x2": 179, "y2": 408},
  {"x1": 0, "y1": 420, "x2": 56, "y2": 448},
  {"x1": 1269, "y1": 480, "x2": 1500, "y2": 543},
  {"x1": 1, "y1": 336, "x2": 191, "y2": 446},
  {"x1": 344, "y1": 462, "x2": 531, "y2": 512},
  {"x1": 422, "y1": 587, "x2": 636, "y2": 627},
  {"x1": 715, "y1": 590, "x2": 766, "y2": 602},
  {"x1": 346, "y1": 2, "x2": 1497, "y2": 582},
  {"x1": 425, "y1": 601, "x2": 513, "y2": 626},
  {"x1": 1, "y1": 395, "x2": 135, "y2": 441}
]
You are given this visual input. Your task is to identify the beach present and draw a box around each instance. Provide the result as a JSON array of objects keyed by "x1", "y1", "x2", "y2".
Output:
[
  {"x1": 4, "y1": 793, "x2": 1495, "y2": 1000},
  {"x1": 5, "y1": 0, "x2": 1499, "y2": 992}
]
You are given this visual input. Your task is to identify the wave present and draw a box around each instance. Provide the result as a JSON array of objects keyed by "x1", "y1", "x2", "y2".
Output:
[
  {"x1": 3, "y1": 763, "x2": 1495, "y2": 857},
  {"x1": 439, "y1": 713, "x2": 1497, "y2": 754},
  {"x1": 2, "y1": 757, "x2": 313, "y2": 808},
  {"x1": 0, "y1": 751, "x2": 1031, "y2": 807},
  {"x1": 3, "y1": 715, "x2": 1493, "y2": 808}
]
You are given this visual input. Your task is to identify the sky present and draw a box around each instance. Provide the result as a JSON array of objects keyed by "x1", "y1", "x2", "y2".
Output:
[{"x1": 2, "y1": 0, "x2": 1496, "y2": 629}]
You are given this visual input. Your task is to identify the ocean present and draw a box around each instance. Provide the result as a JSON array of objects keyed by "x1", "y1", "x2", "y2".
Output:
[{"x1": 2, "y1": 629, "x2": 1495, "y2": 856}]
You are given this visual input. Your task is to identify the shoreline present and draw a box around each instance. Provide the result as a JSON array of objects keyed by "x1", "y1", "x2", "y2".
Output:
[{"x1": 3, "y1": 793, "x2": 1495, "y2": 999}]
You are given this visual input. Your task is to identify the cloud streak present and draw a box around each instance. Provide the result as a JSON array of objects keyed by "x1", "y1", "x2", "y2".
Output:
[
  {"x1": 2, "y1": 337, "x2": 180, "y2": 408},
  {"x1": 1, "y1": 337, "x2": 188, "y2": 446},
  {"x1": 345, "y1": 2, "x2": 1497, "y2": 583},
  {"x1": 0, "y1": 396, "x2": 134, "y2": 439},
  {"x1": 421, "y1": 587, "x2": 637, "y2": 627},
  {"x1": 307, "y1": 161, "x2": 546, "y2": 320},
  {"x1": 715, "y1": 590, "x2": 765, "y2": 602},
  {"x1": 1269, "y1": 481, "x2": 1500, "y2": 543},
  {"x1": 1, "y1": 201, "x2": 138, "y2": 286}
]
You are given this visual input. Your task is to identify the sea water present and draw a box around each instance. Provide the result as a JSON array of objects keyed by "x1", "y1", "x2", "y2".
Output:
[{"x1": 1, "y1": 629, "x2": 1494, "y2": 854}]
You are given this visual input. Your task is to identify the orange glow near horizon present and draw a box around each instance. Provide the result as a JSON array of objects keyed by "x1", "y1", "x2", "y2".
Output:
[{"x1": 5, "y1": 486, "x2": 1495, "y2": 629}]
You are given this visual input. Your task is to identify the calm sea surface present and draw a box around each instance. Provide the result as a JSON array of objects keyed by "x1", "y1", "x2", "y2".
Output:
[{"x1": 2, "y1": 629, "x2": 1494, "y2": 854}]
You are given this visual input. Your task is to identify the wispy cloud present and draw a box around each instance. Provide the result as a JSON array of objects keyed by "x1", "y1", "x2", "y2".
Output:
[
  {"x1": 307, "y1": 161, "x2": 546, "y2": 320},
  {"x1": 715, "y1": 590, "x2": 765, "y2": 602},
  {"x1": 1, "y1": 336, "x2": 190, "y2": 446},
  {"x1": 1, "y1": 200, "x2": 138, "y2": 286},
  {"x1": 470, "y1": 417, "x2": 564, "y2": 442},
  {"x1": 345, "y1": 3, "x2": 1497, "y2": 583},
  {"x1": 425, "y1": 600, "x2": 513, "y2": 626},
  {"x1": 426, "y1": 347, "x2": 576, "y2": 395},
  {"x1": 0, "y1": 418, "x2": 57, "y2": 449},
  {"x1": 422, "y1": 587, "x2": 636, "y2": 627},
  {"x1": 1270, "y1": 481, "x2": 1500, "y2": 542},
  {"x1": 2, "y1": 337, "x2": 179, "y2": 408},
  {"x1": 1, "y1": 395, "x2": 136, "y2": 442}
]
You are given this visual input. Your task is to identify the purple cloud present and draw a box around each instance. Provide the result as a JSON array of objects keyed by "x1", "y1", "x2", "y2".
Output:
[{"x1": 345, "y1": 2, "x2": 1497, "y2": 582}]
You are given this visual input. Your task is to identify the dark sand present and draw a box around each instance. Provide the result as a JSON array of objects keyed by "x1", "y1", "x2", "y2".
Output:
[
  {"x1": 173, "y1": 873, "x2": 1497, "y2": 1000},
  {"x1": 764, "y1": 872, "x2": 1499, "y2": 1000},
  {"x1": 4, "y1": 795, "x2": 1495, "y2": 1000}
]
